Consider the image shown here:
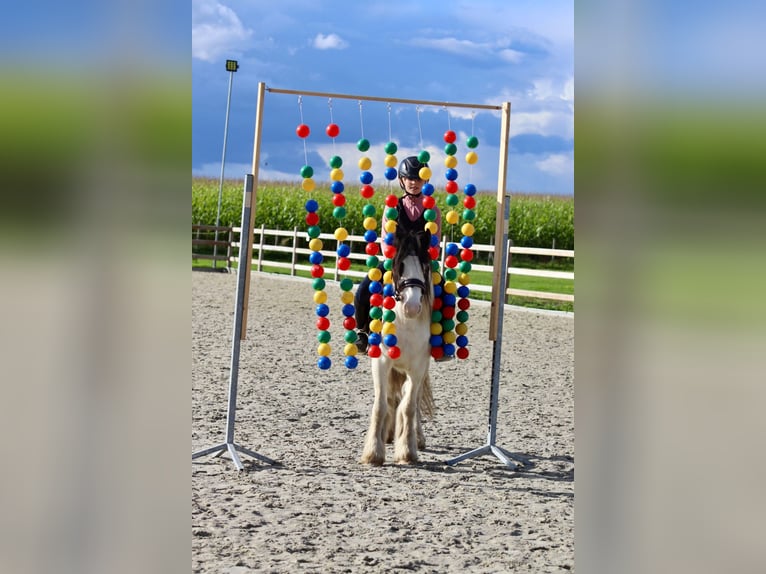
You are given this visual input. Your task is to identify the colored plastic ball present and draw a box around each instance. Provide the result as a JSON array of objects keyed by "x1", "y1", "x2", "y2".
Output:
[
  {"x1": 383, "y1": 245, "x2": 396, "y2": 259},
  {"x1": 314, "y1": 291, "x2": 328, "y2": 305},
  {"x1": 309, "y1": 251, "x2": 323, "y2": 264},
  {"x1": 430, "y1": 259, "x2": 440, "y2": 272},
  {"x1": 466, "y1": 135, "x2": 479, "y2": 148},
  {"x1": 296, "y1": 124, "x2": 310, "y2": 138},
  {"x1": 444, "y1": 155, "x2": 457, "y2": 169},
  {"x1": 422, "y1": 183, "x2": 435, "y2": 195},
  {"x1": 444, "y1": 143, "x2": 457, "y2": 156},
  {"x1": 430, "y1": 234, "x2": 439, "y2": 247},
  {"x1": 431, "y1": 310, "x2": 443, "y2": 323},
  {"x1": 384, "y1": 194, "x2": 398, "y2": 208},
  {"x1": 341, "y1": 303, "x2": 355, "y2": 318},
  {"x1": 300, "y1": 165, "x2": 314, "y2": 178},
  {"x1": 419, "y1": 166, "x2": 432, "y2": 180},
  {"x1": 456, "y1": 347, "x2": 469, "y2": 360},
  {"x1": 445, "y1": 168, "x2": 458, "y2": 181},
  {"x1": 368, "y1": 333, "x2": 382, "y2": 346},
  {"x1": 329, "y1": 155, "x2": 343, "y2": 168},
  {"x1": 457, "y1": 297, "x2": 471, "y2": 310},
  {"x1": 463, "y1": 196, "x2": 476, "y2": 209},
  {"x1": 382, "y1": 309, "x2": 396, "y2": 323},
  {"x1": 363, "y1": 229, "x2": 378, "y2": 243},
  {"x1": 384, "y1": 154, "x2": 398, "y2": 168},
  {"x1": 332, "y1": 206, "x2": 347, "y2": 220},
  {"x1": 339, "y1": 278, "x2": 353, "y2": 293},
  {"x1": 307, "y1": 225, "x2": 321, "y2": 238},
  {"x1": 385, "y1": 207, "x2": 398, "y2": 220},
  {"x1": 433, "y1": 284, "x2": 443, "y2": 298},
  {"x1": 343, "y1": 316, "x2": 357, "y2": 330},
  {"x1": 429, "y1": 334, "x2": 444, "y2": 347},
  {"x1": 459, "y1": 261, "x2": 472, "y2": 273},
  {"x1": 460, "y1": 236, "x2": 473, "y2": 248},
  {"x1": 337, "y1": 243, "x2": 351, "y2": 257},
  {"x1": 384, "y1": 167, "x2": 397, "y2": 180},
  {"x1": 424, "y1": 208, "x2": 437, "y2": 222},
  {"x1": 331, "y1": 181, "x2": 344, "y2": 193},
  {"x1": 360, "y1": 184, "x2": 375, "y2": 199},
  {"x1": 445, "y1": 255, "x2": 458, "y2": 268},
  {"x1": 461, "y1": 223, "x2": 475, "y2": 236},
  {"x1": 382, "y1": 283, "x2": 395, "y2": 297},
  {"x1": 464, "y1": 183, "x2": 477, "y2": 196},
  {"x1": 455, "y1": 321, "x2": 469, "y2": 337},
  {"x1": 370, "y1": 293, "x2": 384, "y2": 308},
  {"x1": 366, "y1": 255, "x2": 380, "y2": 268},
  {"x1": 424, "y1": 221, "x2": 438, "y2": 235},
  {"x1": 326, "y1": 123, "x2": 340, "y2": 138},
  {"x1": 358, "y1": 156, "x2": 372, "y2": 170},
  {"x1": 384, "y1": 141, "x2": 398, "y2": 154},
  {"x1": 368, "y1": 345, "x2": 382, "y2": 358},
  {"x1": 365, "y1": 242, "x2": 379, "y2": 256},
  {"x1": 443, "y1": 343, "x2": 456, "y2": 357},
  {"x1": 330, "y1": 168, "x2": 344, "y2": 181},
  {"x1": 310, "y1": 264, "x2": 325, "y2": 278},
  {"x1": 337, "y1": 257, "x2": 351, "y2": 271},
  {"x1": 305, "y1": 198, "x2": 319, "y2": 212},
  {"x1": 382, "y1": 296, "x2": 396, "y2": 309},
  {"x1": 305, "y1": 212, "x2": 319, "y2": 226},
  {"x1": 384, "y1": 220, "x2": 398, "y2": 234},
  {"x1": 362, "y1": 204, "x2": 376, "y2": 217},
  {"x1": 456, "y1": 335, "x2": 469, "y2": 347},
  {"x1": 445, "y1": 181, "x2": 458, "y2": 194},
  {"x1": 316, "y1": 303, "x2": 330, "y2": 317},
  {"x1": 418, "y1": 150, "x2": 431, "y2": 163},
  {"x1": 465, "y1": 151, "x2": 478, "y2": 165},
  {"x1": 312, "y1": 278, "x2": 326, "y2": 291},
  {"x1": 332, "y1": 193, "x2": 346, "y2": 207},
  {"x1": 444, "y1": 130, "x2": 456, "y2": 143},
  {"x1": 317, "y1": 356, "x2": 331, "y2": 370},
  {"x1": 387, "y1": 346, "x2": 401, "y2": 359},
  {"x1": 427, "y1": 246, "x2": 440, "y2": 260},
  {"x1": 445, "y1": 210, "x2": 459, "y2": 225},
  {"x1": 340, "y1": 291, "x2": 354, "y2": 305},
  {"x1": 430, "y1": 323, "x2": 443, "y2": 336},
  {"x1": 458, "y1": 273, "x2": 470, "y2": 285},
  {"x1": 357, "y1": 138, "x2": 370, "y2": 152},
  {"x1": 360, "y1": 171, "x2": 373, "y2": 184},
  {"x1": 301, "y1": 178, "x2": 315, "y2": 192},
  {"x1": 444, "y1": 281, "x2": 457, "y2": 294},
  {"x1": 445, "y1": 193, "x2": 459, "y2": 206},
  {"x1": 363, "y1": 216, "x2": 377, "y2": 231},
  {"x1": 423, "y1": 195, "x2": 436, "y2": 209},
  {"x1": 430, "y1": 346, "x2": 444, "y2": 360},
  {"x1": 316, "y1": 316, "x2": 330, "y2": 330},
  {"x1": 444, "y1": 268, "x2": 458, "y2": 281},
  {"x1": 462, "y1": 209, "x2": 476, "y2": 221},
  {"x1": 345, "y1": 356, "x2": 359, "y2": 369},
  {"x1": 442, "y1": 293, "x2": 457, "y2": 306},
  {"x1": 456, "y1": 310, "x2": 469, "y2": 323},
  {"x1": 317, "y1": 330, "x2": 331, "y2": 344}
]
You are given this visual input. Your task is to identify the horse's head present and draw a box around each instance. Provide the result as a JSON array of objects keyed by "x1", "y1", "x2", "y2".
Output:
[{"x1": 392, "y1": 230, "x2": 433, "y2": 319}]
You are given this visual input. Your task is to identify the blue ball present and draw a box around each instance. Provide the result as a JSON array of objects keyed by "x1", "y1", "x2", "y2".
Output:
[
  {"x1": 383, "y1": 283, "x2": 395, "y2": 297},
  {"x1": 342, "y1": 303, "x2": 355, "y2": 317},
  {"x1": 456, "y1": 335, "x2": 469, "y2": 347},
  {"x1": 433, "y1": 284, "x2": 443, "y2": 297},
  {"x1": 337, "y1": 243, "x2": 351, "y2": 257},
  {"x1": 445, "y1": 243, "x2": 459, "y2": 256},
  {"x1": 368, "y1": 332, "x2": 382, "y2": 346},
  {"x1": 422, "y1": 183, "x2": 435, "y2": 195},
  {"x1": 443, "y1": 343, "x2": 456, "y2": 356},
  {"x1": 360, "y1": 171, "x2": 373, "y2": 184},
  {"x1": 429, "y1": 335, "x2": 444, "y2": 347},
  {"x1": 460, "y1": 235, "x2": 474, "y2": 248},
  {"x1": 443, "y1": 293, "x2": 457, "y2": 307},
  {"x1": 309, "y1": 251, "x2": 323, "y2": 264},
  {"x1": 445, "y1": 168, "x2": 458, "y2": 181},
  {"x1": 305, "y1": 199, "x2": 319, "y2": 212},
  {"x1": 317, "y1": 356, "x2": 332, "y2": 370},
  {"x1": 344, "y1": 355, "x2": 358, "y2": 369},
  {"x1": 383, "y1": 334, "x2": 398, "y2": 347},
  {"x1": 464, "y1": 183, "x2": 477, "y2": 196},
  {"x1": 369, "y1": 280, "x2": 383, "y2": 294},
  {"x1": 430, "y1": 234, "x2": 439, "y2": 247},
  {"x1": 384, "y1": 167, "x2": 398, "y2": 180},
  {"x1": 457, "y1": 285, "x2": 470, "y2": 298},
  {"x1": 384, "y1": 232, "x2": 396, "y2": 245},
  {"x1": 364, "y1": 230, "x2": 378, "y2": 243},
  {"x1": 316, "y1": 303, "x2": 330, "y2": 317},
  {"x1": 331, "y1": 181, "x2": 344, "y2": 193}
]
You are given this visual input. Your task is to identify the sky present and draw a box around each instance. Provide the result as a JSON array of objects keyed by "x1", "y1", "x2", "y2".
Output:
[{"x1": 192, "y1": 0, "x2": 574, "y2": 195}]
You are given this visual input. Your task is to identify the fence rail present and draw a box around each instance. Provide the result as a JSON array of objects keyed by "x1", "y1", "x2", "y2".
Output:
[{"x1": 192, "y1": 225, "x2": 574, "y2": 303}]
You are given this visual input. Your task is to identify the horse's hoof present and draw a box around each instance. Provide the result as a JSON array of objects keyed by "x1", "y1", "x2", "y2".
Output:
[
  {"x1": 394, "y1": 453, "x2": 418, "y2": 465},
  {"x1": 360, "y1": 453, "x2": 385, "y2": 466}
]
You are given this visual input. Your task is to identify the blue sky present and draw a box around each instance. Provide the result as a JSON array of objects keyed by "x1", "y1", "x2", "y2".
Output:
[{"x1": 192, "y1": 0, "x2": 573, "y2": 195}]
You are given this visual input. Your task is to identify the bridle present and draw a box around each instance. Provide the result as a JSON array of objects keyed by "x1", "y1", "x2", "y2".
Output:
[{"x1": 395, "y1": 277, "x2": 427, "y2": 301}]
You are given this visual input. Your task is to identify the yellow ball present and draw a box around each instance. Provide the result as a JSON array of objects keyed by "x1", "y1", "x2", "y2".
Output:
[
  {"x1": 369, "y1": 319, "x2": 383, "y2": 333},
  {"x1": 344, "y1": 343, "x2": 358, "y2": 357},
  {"x1": 382, "y1": 322, "x2": 397, "y2": 335},
  {"x1": 458, "y1": 273, "x2": 471, "y2": 285},
  {"x1": 363, "y1": 216, "x2": 377, "y2": 231},
  {"x1": 340, "y1": 291, "x2": 354, "y2": 304},
  {"x1": 430, "y1": 322, "x2": 443, "y2": 335},
  {"x1": 330, "y1": 168, "x2": 344, "y2": 181},
  {"x1": 461, "y1": 223, "x2": 475, "y2": 237},
  {"x1": 368, "y1": 268, "x2": 382, "y2": 282},
  {"x1": 418, "y1": 166, "x2": 432, "y2": 180},
  {"x1": 431, "y1": 271, "x2": 442, "y2": 285},
  {"x1": 358, "y1": 156, "x2": 372, "y2": 170},
  {"x1": 383, "y1": 270, "x2": 393, "y2": 284},
  {"x1": 309, "y1": 238, "x2": 323, "y2": 251},
  {"x1": 444, "y1": 281, "x2": 457, "y2": 294},
  {"x1": 317, "y1": 343, "x2": 331, "y2": 356},
  {"x1": 334, "y1": 227, "x2": 348, "y2": 241},
  {"x1": 302, "y1": 177, "x2": 315, "y2": 192},
  {"x1": 444, "y1": 155, "x2": 458, "y2": 168},
  {"x1": 384, "y1": 154, "x2": 397, "y2": 168},
  {"x1": 424, "y1": 221, "x2": 438, "y2": 235},
  {"x1": 456, "y1": 323, "x2": 469, "y2": 335},
  {"x1": 313, "y1": 290, "x2": 328, "y2": 304},
  {"x1": 442, "y1": 331, "x2": 457, "y2": 344},
  {"x1": 445, "y1": 210, "x2": 459, "y2": 225},
  {"x1": 384, "y1": 220, "x2": 398, "y2": 234},
  {"x1": 465, "y1": 151, "x2": 478, "y2": 165}
]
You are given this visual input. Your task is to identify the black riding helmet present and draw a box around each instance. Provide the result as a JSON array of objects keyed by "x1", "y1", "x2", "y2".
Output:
[{"x1": 398, "y1": 156, "x2": 428, "y2": 180}]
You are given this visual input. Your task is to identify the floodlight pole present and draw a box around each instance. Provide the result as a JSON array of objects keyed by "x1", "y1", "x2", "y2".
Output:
[{"x1": 213, "y1": 60, "x2": 238, "y2": 269}]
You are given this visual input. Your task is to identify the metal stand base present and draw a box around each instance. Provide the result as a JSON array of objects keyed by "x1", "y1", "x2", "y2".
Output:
[
  {"x1": 192, "y1": 442, "x2": 279, "y2": 471},
  {"x1": 446, "y1": 442, "x2": 531, "y2": 470}
]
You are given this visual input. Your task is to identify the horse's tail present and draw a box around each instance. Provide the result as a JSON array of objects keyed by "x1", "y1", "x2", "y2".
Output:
[{"x1": 419, "y1": 373, "x2": 435, "y2": 420}]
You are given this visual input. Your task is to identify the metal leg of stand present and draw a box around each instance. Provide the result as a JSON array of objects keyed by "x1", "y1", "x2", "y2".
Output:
[{"x1": 192, "y1": 175, "x2": 280, "y2": 471}]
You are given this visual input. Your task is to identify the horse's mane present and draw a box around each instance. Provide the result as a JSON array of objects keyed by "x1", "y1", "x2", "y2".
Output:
[{"x1": 392, "y1": 229, "x2": 432, "y2": 302}]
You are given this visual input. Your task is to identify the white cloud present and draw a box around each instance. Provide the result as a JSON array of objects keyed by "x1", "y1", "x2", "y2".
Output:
[
  {"x1": 411, "y1": 37, "x2": 524, "y2": 64},
  {"x1": 192, "y1": 0, "x2": 252, "y2": 62},
  {"x1": 535, "y1": 153, "x2": 573, "y2": 176},
  {"x1": 312, "y1": 33, "x2": 349, "y2": 50}
]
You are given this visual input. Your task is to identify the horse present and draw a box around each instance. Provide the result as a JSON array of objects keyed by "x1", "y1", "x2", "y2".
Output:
[{"x1": 361, "y1": 230, "x2": 435, "y2": 465}]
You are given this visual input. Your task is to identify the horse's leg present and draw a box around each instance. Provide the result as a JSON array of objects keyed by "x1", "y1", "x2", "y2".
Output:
[
  {"x1": 393, "y1": 369, "x2": 426, "y2": 464},
  {"x1": 385, "y1": 370, "x2": 404, "y2": 444},
  {"x1": 415, "y1": 380, "x2": 426, "y2": 450},
  {"x1": 361, "y1": 359, "x2": 389, "y2": 465},
  {"x1": 416, "y1": 372, "x2": 434, "y2": 450}
]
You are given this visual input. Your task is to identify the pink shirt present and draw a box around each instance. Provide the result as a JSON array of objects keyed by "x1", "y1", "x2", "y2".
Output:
[{"x1": 380, "y1": 193, "x2": 442, "y2": 239}]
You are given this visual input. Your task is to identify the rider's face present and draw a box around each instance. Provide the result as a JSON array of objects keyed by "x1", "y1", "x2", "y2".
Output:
[{"x1": 400, "y1": 176, "x2": 425, "y2": 195}]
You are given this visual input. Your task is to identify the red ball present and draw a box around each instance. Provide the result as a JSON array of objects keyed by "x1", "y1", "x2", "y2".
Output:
[
  {"x1": 387, "y1": 346, "x2": 401, "y2": 359},
  {"x1": 431, "y1": 346, "x2": 444, "y2": 359},
  {"x1": 296, "y1": 124, "x2": 310, "y2": 138},
  {"x1": 370, "y1": 293, "x2": 384, "y2": 307},
  {"x1": 385, "y1": 194, "x2": 399, "y2": 208},
  {"x1": 337, "y1": 257, "x2": 350, "y2": 271},
  {"x1": 445, "y1": 255, "x2": 458, "y2": 268},
  {"x1": 365, "y1": 242, "x2": 380, "y2": 256},
  {"x1": 444, "y1": 130, "x2": 456, "y2": 143},
  {"x1": 305, "y1": 212, "x2": 319, "y2": 226},
  {"x1": 432, "y1": 297, "x2": 443, "y2": 310},
  {"x1": 332, "y1": 194, "x2": 346, "y2": 206},
  {"x1": 326, "y1": 123, "x2": 340, "y2": 138},
  {"x1": 460, "y1": 249, "x2": 474, "y2": 262},
  {"x1": 368, "y1": 345, "x2": 382, "y2": 358},
  {"x1": 311, "y1": 264, "x2": 324, "y2": 278},
  {"x1": 463, "y1": 196, "x2": 476, "y2": 209},
  {"x1": 456, "y1": 347, "x2": 469, "y2": 359},
  {"x1": 458, "y1": 298, "x2": 471, "y2": 310},
  {"x1": 343, "y1": 317, "x2": 356, "y2": 330},
  {"x1": 422, "y1": 196, "x2": 436, "y2": 209},
  {"x1": 383, "y1": 245, "x2": 397, "y2": 259},
  {"x1": 445, "y1": 181, "x2": 458, "y2": 194},
  {"x1": 316, "y1": 317, "x2": 330, "y2": 330},
  {"x1": 383, "y1": 296, "x2": 396, "y2": 310},
  {"x1": 428, "y1": 246, "x2": 440, "y2": 260},
  {"x1": 442, "y1": 306, "x2": 455, "y2": 319},
  {"x1": 360, "y1": 184, "x2": 375, "y2": 199}
]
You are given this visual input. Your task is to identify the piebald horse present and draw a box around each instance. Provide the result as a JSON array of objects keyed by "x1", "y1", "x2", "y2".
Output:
[{"x1": 361, "y1": 230, "x2": 435, "y2": 465}]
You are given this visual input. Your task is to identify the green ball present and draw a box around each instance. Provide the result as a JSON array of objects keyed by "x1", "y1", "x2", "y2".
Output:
[
  {"x1": 384, "y1": 141, "x2": 398, "y2": 154},
  {"x1": 442, "y1": 319, "x2": 456, "y2": 332},
  {"x1": 317, "y1": 330, "x2": 331, "y2": 343},
  {"x1": 424, "y1": 208, "x2": 436, "y2": 222},
  {"x1": 385, "y1": 207, "x2": 399, "y2": 220},
  {"x1": 431, "y1": 310, "x2": 443, "y2": 323},
  {"x1": 383, "y1": 258, "x2": 393, "y2": 271},
  {"x1": 431, "y1": 260, "x2": 440, "y2": 271},
  {"x1": 366, "y1": 255, "x2": 379, "y2": 268},
  {"x1": 462, "y1": 208, "x2": 476, "y2": 221},
  {"x1": 466, "y1": 136, "x2": 479, "y2": 148},
  {"x1": 307, "y1": 225, "x2": 321, "y2": 238},
  {"x1": 339, "y1": 278, "x2": 354, "y2": 291},
  {"x1": 329, "y1": 155, "x2": 343, "y2": 168},
  {"x1": 444, "y1": 143, "x2": 457, "y2": 155},
  {"x1": 446, "y1": 194, "x2": 459, "y2": 206},
  {"x1": 300, "y1": 165, "x2": 314, "y2": 178},
  {"x1": 418, "y1": 150, "x2": 431, "y2": 163},
  {"x1": 333, "y1": 206, "x2": 347, "y2": 220},
  {"x1": 382, "y1": 310, "x2": 396, "y2": 323},
  {"x1": 362, "y1": 204, "x2": 376, "y2": 217},
  {"x1": 456, "y1": 310, "x2": 469, "y2": 323},
  {"x1": 370, "y1": 306, "x2": 383, "y2": 320},
  {"x1": 444, "y1": 268, "x2": 457, "y2": 281},
  {"x1": 459, "y1": 261, "x2": 472, "y2": 273},
  {"x1": 313, "y1": 278, "x2": 325, "y2": 291},
  {"x1": 344, "y1": 330, "x2": 358, "y2": 343},
  {"x1": 357, "y1": 138, "x2": 370, "y2": 152}
]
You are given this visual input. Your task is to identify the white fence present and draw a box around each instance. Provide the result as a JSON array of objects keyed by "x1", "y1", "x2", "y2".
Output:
[{"x1": 216, "y1": 225, "x2": 574, "y2": 304}]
